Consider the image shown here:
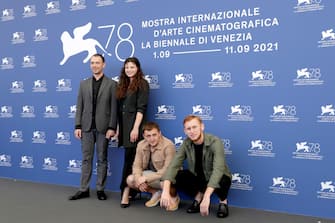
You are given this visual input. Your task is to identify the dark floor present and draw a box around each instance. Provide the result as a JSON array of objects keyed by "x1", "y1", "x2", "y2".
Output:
[{"x1": 0, "y1": 178, "x2": 333, "y2": 223}]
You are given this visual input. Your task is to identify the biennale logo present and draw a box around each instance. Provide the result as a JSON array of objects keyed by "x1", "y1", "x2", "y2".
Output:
[
  {"x1": 192, "y1": 105, "x2": 213, "y2": 120},
  {"x1": 145, "y1": 75, "x2": 160, "y2": 89},
  {"x1": 292, "y1": 141, "x2": 323, "y2": 160},
  {"x1": 45, "y1": 1, "x2": 61, "y2": 14},
  {"x1": 10, "y1": 81, "x2": 24, "y2": 93},
  {"x1": 320, "y1": 181, "x2": 335, "y2": 192},
  {"x1": 270, "y1": 105, "x2": 299, "y2": 122},
  {"x1": 322, "y1": 29, "x2": 335, "y2": 39},
  {"x1": 321, "y1": 105, "x2": 335, "y2": 115},
  {"x1": 20, "y1": 155, "x2": 34, "y2": 169},
  {"x1": 155, "y1": 105, "x2": 176, "y2": 120},
  {"x1": 43, "y1": 157, "x2": 58, "y2": 171},
  {"x1": 44, "y1": 105, "x2": 59, "y2": 118},
  {"x1": 0, "y1": 154, "x2": 12, "y2": 167},
  {"x1": 174, "y1": 136, "x2": 184, "y2": 148},
  {"x1": 56, "y1": 78, "x2": 72, "y2": 91},
  {"x1": 21, "y1": 105, "x2": 36, "y2": 118},
  {"x1": 32, "y1": 131, "x2": 46, "y2": 144},
  {"x1": 31, "y1": 131, "x2": 46, "y2": 144},
  {"x1": 34, "y1": 28, "x2": 48, "y2": 42},
  {"x1": 67, "y1": 159, "x2": 82, "y2": 173},
  {"x1": 248, "y1": 139, "x2": 275, "y2": 157},
  {"x1": 70, "y1": 0, "x2": 87, "y2": 11},
  {"x1": 59, "y1": 22, "x2": 111, "y2": 65},
  {"x1": 1, "y1": 57, "x2": 14, "y2": 70},
  {"x1": 293, "y1": 68, "x2": 323, "y2": 86},
  {"x1": 208, "y1": 71, "x2": 233, "y2": 88},
  {"x1": 2, "y1": 8, "x2": 14, "y2": 21},
  {"x1": 317, "y1": 104, "x2": 335, "y2": 123},
  {"x1": 294, "y1": 0, "x2": 324, "y2": 13},
  {"x1": 0, "y1": 106, "x2": 13, "y2": 118},
  {"x1": 10, "y1": 130, "x2": 23, "y2": 143},
  {"x1": 22, "y1": 55, "x2": 36, "y2": 68},
  {"x1": 318, "y1": 28, "x2": 335, "y2": 48},
  {"x1": 317, "y1": 180, "x2": 335, "y2": 200},
  {"x1": 22, "y1": 5, "x2": 37, "y2": 18},
  {"x1": 172, "y1": 73, "x2": 194, "y2": 88},
  {"x1": 269, "y1": 176, "x2": 298, "y2": 196},
  {"x1": 12, "y1": 31, "x2": 25, "y2": 44},
  {"x1": 55, "y1": 131, "x2": 71, "y2": 145},
  {"x1": 249, "y1": 70, "x2": 276, "y2": 87},
  {"x1": 228, "y1": 105, "x2": 253, "y2": 122},
  {"x1": 33, "y1": 80, "x2": 47, "y2": 92},
  {"x1": 231, "y1": 173, "x2": 253, "y2": 191}
]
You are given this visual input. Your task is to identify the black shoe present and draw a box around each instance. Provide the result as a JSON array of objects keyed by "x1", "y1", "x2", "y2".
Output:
[
  {"x1": 120, "y1": 189, "x2": 130, "y2": 208},
  {"x1": 68, "y1": 190, "x2": 90, "y2": 200},
  {"x1": 97, "y1": 191, "x2": 107, "y2": 200},
  {"x1": 120, "y1": 203, "x2": 130, "y2": 208},
  {"x1": 217, "y1": 203, "x2": 229, "y2": 218},
  {"x1": 186, "y1": 200, "x2": 200, "y2": 213}
]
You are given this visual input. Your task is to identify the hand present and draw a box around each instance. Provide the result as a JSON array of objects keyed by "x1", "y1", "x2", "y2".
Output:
[
  {"x1": 130, "y1": 128, "x2": 139, "y2": 143},
  {"x1": 138, "y1": 182, "x2": 148, "y2": 192},
  {"x1": 160, "y1": 191, "x2": 171, "y2": 210},
  {"x1": 105, "y1": 129, "x2": 115, "y2": 140},
  {"x1": 74, "y1": 129, "x2": 81, "y2": 139},
  {"x1": 200, "y1": 197, "x2": 210, "y2": 216}
]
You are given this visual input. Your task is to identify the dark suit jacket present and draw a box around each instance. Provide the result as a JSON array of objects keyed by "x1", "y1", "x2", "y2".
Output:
[
  {"x1": 118, "y1": 78, "x2": 149, "y2": 148},
  {"x1": 75, "y1": 75, "x2": 117, "y2": 133}
]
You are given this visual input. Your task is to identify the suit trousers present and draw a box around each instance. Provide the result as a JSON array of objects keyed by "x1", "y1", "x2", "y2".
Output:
[{"x1": 80, "y1": 129, "x2": 109, "y2": 191}]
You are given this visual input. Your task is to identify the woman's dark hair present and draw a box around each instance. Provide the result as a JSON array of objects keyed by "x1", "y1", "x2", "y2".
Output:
[{"x1": 116, "y1": 57, "x2": 145, "y2": 99}]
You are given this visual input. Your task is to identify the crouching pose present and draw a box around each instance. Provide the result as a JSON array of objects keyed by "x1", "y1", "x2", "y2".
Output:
[
  {"x1": 160, "y1": 115, "x2": 232, "y2": 218},
  {"x1": 120, "y1": 122, "x2": 176, "y2": 208}
]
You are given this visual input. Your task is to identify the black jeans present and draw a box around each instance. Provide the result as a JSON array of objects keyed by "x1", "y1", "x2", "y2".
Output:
[{"x1": 174, "y1": 169, "x2": 231, "y2": 201}]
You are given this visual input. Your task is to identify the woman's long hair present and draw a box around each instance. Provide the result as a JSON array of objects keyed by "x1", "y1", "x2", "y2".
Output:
[{"x1": 116, "y1": 57, "x2": 145, "y2": 99}]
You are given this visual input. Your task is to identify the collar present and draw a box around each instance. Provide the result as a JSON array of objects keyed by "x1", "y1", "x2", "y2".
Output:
[{"x1": 93, "y1": 74, "x2": 104, "y2": 81}]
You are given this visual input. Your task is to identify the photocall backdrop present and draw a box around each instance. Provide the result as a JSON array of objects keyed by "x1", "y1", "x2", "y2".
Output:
[{"x1": 0, "y1": 0, "x2": 334, "y2": 219}]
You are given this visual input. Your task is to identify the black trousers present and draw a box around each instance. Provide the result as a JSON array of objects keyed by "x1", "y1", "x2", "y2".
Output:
[
  {"x1": 174, "y1": 169, "x2": 231, "y2": 201},
  {"x1": 120, "y1": 147, "x2": 137, "y2": 196}
]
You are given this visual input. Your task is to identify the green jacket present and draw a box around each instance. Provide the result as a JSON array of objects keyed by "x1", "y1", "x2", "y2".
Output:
[{"x1": 162, "y1": 133, "x2": 231, "y2": 188}]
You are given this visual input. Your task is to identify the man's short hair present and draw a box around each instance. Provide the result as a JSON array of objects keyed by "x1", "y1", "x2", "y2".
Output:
[
  {"x1": 91, "y1": 53, "x2": 105, "y2": 63},
  {"x1": 142, "y1": 121, "x2": 160, "y2": 133},
  {"x1": 183, "y1": 115, "x2": 203, "y2": 125}
]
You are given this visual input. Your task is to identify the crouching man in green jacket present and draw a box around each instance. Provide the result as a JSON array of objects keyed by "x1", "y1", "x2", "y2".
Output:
[{"x1": 160, "y1": 115, "x2": 232, "y2": 218}]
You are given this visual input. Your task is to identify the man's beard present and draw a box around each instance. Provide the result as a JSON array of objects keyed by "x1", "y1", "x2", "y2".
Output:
[{"x1": 191, "y1": 132, "x2": 203, "y2": 144}]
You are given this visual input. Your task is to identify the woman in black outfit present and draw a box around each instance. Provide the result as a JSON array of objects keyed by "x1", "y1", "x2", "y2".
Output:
[{"x1": 116, "y1": 57, "x2": 149, "y2": 207}]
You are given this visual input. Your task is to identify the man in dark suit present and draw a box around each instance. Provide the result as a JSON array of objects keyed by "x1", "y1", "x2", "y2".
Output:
[{"x1": 69, "y1": 53, "x2": 117, "y2": 201}]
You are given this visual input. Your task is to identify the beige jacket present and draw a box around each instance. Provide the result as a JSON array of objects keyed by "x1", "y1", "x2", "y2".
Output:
[{"x1": 132, "y1": 136, "x2": 176, "y2": 183}]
